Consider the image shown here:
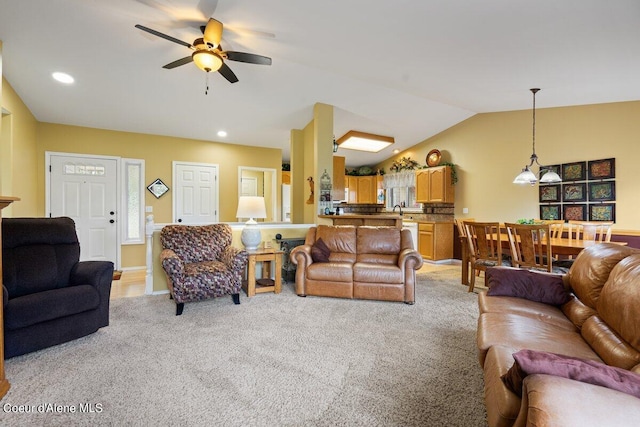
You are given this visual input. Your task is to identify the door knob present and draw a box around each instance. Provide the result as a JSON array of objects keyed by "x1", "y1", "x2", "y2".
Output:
[
  {"x1": 109, "y1": 219, "x2": 115, "y2": 224},
  {"x1": 177, "y1": 219, "x2": 182, "y2": 223}
]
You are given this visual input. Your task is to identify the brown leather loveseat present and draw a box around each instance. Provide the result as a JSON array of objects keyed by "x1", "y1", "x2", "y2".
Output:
[
  {"x1": 290, "y1": 225, "x2": 423, "y2": 303},
  {"x1": 477, "y1": 243, "x2": 640, "y2": 427}
]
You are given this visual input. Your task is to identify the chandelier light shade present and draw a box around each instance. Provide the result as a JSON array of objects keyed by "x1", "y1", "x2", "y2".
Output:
[
  {"x1": 336, "y1": 130, "x2": 394, "y2": 153},
  {"x1": 513, "y1": 88, "x2": 562, "y2": 186},
  {"x1": 192, "y1": 50, "x2": 223, "y2": 73},
  {"x1": 236, "y1": 196, "x2": 267, "y2": 251}
]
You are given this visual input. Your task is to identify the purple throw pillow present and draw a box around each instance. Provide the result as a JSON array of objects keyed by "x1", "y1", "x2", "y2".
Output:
[
  {"x1": 486, "y1": 266, "x2": 570, "y2": 305},
  {"x1": 311, "y1": 237, "x2": 330, "y2": 263},
  {"x1": 501, "y1": 349, "x2": 640, "y2": 399}
]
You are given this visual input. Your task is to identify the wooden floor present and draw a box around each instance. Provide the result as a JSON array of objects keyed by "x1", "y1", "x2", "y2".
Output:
[
  {"x1": 109, "y1": 261, "x2": 463, "y2": 300},
  {"x1": 110, "y1": 269, "x2": 146, "y2": 299}
]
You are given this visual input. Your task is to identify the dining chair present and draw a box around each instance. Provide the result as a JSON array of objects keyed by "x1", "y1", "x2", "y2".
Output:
[
  {"x1": 454, "y1": 218, "x2": 475, "y2": 286},
  {"x1": 464, "y1": 221, "x2": 506, "y2": 292},
  {"x1": 540, "y1": 219, "x2": 565, "y2": 239},
  {"x1": 567, "y1": 220, "x2": 613, "y2": 242},
  {"x1": 505, "y1": 222, "x2": 570, "y2": 274}
]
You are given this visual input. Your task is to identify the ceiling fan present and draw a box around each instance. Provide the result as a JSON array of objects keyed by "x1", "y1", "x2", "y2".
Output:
[{"x1": 135, "y1": 18, "x2": 272, "y2": 84}]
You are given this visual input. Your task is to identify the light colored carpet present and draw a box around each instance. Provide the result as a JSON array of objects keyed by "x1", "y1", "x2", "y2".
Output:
[{"x1": 1, "y1": 267, "x2": 487, "y2": 426}]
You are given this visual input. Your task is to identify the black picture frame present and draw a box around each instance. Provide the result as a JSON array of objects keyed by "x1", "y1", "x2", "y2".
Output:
[
  {"x1": 589, "y1": 203, "x2": 616, "y2": 222},
  {"x1": 588, "y1": 181, "x2": 616, "y2": 202},
  {"x1": 539, "y1": 184, "x2": 561, "y2": 203},
  {"x1": 562, "y1": 183, "x2": 587, "y2": 202},
  {"x1": 562, "y1": 161, "x2": 587, "y2": 182},
  {"x1": 563, "y1": 204, "x2": 587, "y2": 221},
  {"x1": 588, "y1": 158, "x2": 615, "y2": 180},
  {"x1": 147, "y1": 178, "x2": 169, "y2": 199},
  {"x1": 540, "y1": 204, "x2": 561, "y2": 221}
]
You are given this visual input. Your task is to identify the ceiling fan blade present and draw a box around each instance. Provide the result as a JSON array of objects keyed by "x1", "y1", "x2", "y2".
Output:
[
  {"x1": 202, "y1": 18, "x2": 223, "y2": 47},
  {"x1": 225, "y1": 51, "x2": 272, "y2": 65},
  {"x1": 218, "y1": 63, "x2": 239, "y2": 83},
  {"x1": 135, "y1": 24, "x2": 192, "y2": 48},
  {"x1": 197, "y1": 0, "x2": 219, "y2": 20},
  {"x1": 163, "y1": 56, "x2": 194, "y2": 69}
]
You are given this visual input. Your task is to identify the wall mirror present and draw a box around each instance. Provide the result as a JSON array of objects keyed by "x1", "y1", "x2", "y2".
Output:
[{"x1": 238, "y1": 166, "x2": 278, "y2": 222}]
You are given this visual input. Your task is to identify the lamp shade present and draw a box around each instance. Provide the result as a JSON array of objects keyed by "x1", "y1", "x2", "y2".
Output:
[
  {"x1": 192, "y1": 50, "x2": 223, "y2": 72},
  {"x1": 236, "y1": 196, "x2": 267, "y2": 220},
  {"x1": 236, "y1": 196, "x2": 267, "y2": 251}
]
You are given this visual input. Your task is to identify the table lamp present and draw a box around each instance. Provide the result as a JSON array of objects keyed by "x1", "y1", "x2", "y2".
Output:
[{"x1": 236, "y1": 196, "x2": 267, "y2": 251}]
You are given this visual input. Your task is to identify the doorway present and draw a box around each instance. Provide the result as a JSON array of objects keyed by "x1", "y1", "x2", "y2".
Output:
[{"x1": 47, "y1": 153, "x2": 119, "y2": 265}]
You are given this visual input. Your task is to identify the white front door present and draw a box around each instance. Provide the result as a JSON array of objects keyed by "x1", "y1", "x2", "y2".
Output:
[
  {"x1": 49, "y1": 154, "x2": 119, "y2": 264},
  {"x1": 173, "y1": 162, "x2": 219, "y2": 224}
]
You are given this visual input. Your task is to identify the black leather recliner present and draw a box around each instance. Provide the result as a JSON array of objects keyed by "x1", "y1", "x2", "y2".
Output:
[{"x1": 2, "y1": 217, "x2": 114, "y2": 359}]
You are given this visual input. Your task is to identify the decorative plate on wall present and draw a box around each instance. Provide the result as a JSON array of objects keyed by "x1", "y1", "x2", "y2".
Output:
[{"x1": 426, "y1": 149, "x2": 441, "y2": 167}]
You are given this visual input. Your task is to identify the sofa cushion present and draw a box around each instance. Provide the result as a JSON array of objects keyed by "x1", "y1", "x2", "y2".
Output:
[
  {"x1": 316, "y1": 225, "x2": 356, "y2": 255},
  {"x1": 478, "y1": 291, "x2": 575, "y2": 330},
  {"x1": 353, "y1": 263, "x2": 403, "y2": 284},
  {"x1": 311, "y1": 238, "x2": 330, "y2": 263},
  {"x1": 307, "y1": 262, "x2": 353, "y2": 283},
  {"x1": 4, "y1": 285, "x2": 101, "y2": 330},
  {"x1": 502, "y1": 349, "x2": 640, "y2": 399},
  {"x1": 596, "y1": 254, "x2": 640, "y2": 354},
  {"x1": 356, "y1": 226, "x2": 401, "y2": 255},
  {"x1": 486, "y1": 267, "x2": 570, "y2": 305},
  {"x1": 567, "y1": 243, "x2": 637, "y2": 309}
]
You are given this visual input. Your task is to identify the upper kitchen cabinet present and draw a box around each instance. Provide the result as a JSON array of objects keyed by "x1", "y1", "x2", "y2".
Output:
[
  {"x1": 332, "y1": 156, "x2": 345, "y2": 201},
  {"x1": 416, "y1": 166, "x2": 455, "y2": 203},
  {"x1": 346, "y1": 175, "x2": 383, "y2": 204}
]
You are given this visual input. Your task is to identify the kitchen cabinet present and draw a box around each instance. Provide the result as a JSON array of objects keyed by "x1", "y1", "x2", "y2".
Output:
[
  {"x1": 418, "y1": 221, "x2": 453, "y2": 261},
  {"x1": 416, "y1": 166, "x2": 455, "y2": 203},
  {"x1": 345, "y1": 175, "x2": 383, "y2": 204},
  {"x1": 332, "y1": 156, "x2": 345, "y2": 201},
  {"x1": 282, "y1": 171, "x2": 291, "y2": 185}
]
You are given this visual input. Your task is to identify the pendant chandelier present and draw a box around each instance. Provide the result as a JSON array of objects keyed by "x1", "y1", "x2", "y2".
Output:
[{"x1": 513, "y1": 88, "x2": 562, "y2": 185}]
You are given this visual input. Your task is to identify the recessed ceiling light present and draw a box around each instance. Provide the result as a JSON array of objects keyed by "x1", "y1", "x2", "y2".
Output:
[
  {"x1": 393, "y1": 149, "x2": 400, "y2": 154},
  {"x1": 52, "y1": 72, "x2": 74, "y2": 84},
  {"x1": 217, "y1": 130, "x2": 227, "y2": 137}
]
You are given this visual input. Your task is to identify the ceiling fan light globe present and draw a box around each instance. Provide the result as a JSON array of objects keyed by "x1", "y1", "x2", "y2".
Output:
[{"x1": 192, "y1": 50, "x2": 223, "y2": 72}]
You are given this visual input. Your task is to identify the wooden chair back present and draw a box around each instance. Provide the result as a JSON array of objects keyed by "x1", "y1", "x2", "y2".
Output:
[
  {"x1": 505, "y1": 222, "x2": 552, "y2": 273},
  {"x1": 539, "y1": 219, "x2": 565, "y2": 239},
  {"x1": 567, "y1": 220, "x2": 613, "y2": 242},
  {"x1": 464, "y1": 221, "x2": 503, "y2": 292}
]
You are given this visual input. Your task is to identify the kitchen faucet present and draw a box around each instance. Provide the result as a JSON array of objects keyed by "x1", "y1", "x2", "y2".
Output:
[{"x1": 392, "y1": 204, "x2": 403, "y2": 216}]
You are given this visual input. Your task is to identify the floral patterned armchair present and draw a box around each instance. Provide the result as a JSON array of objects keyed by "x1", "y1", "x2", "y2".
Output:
[{"x1": 160, "y1": 223, "x2": 248, "y2": 315}]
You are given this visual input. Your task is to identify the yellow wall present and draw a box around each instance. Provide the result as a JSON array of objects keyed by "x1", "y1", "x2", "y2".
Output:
[
  {"x1": 376, "y1": 101, "x2": 640, "y2": 231},
  {"x1": 1, "y1": 77, "x2": 38, "y2": 217}
]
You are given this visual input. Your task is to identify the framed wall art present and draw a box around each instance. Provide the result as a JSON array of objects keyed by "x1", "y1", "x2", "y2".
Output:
[
  {"x1": 562, "y1": 161, "x2": 586, "y2": 182},
  {"x1": 589, "y1": 203, "x2": 616, "y2": 222},
  {"x1": 539, "y1": 184, "x2": 561, "y2": 203},
  {"x1": 589, "y1": 181, "x2": 616, "y2": 202},
  {"x1": 562, "y1": 183, "x2": 587, "y2": 202},
  {"x1": 540, "y1": 204, "x2": 561, "y2": 221},
  {"x1": 588, "y1": 158, "x2": 615, "y2": 180},
  {"x1": 563, "y1": 204, "x2": 587, "y2": 221},
  {"x1": 147, "y1": 178, "x2": 169, "y2": 199}
]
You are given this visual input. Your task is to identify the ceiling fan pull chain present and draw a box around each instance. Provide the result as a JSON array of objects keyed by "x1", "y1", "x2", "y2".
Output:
[{"x1": 205, "y1": 71, "x2": 210, "y2": 95}]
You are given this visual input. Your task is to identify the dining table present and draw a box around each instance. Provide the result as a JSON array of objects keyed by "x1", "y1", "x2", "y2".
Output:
[{"x1": 459, "y1": 235, "x2": 628, "y2": 286}]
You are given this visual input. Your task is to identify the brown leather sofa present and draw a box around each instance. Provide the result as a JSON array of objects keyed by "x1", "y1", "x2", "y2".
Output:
[
  {"x1": 477, "y1": 243, "x2": 640, "y2": 427},
  {"x1": 290, "y1": 225, "x2": 423, "y2": 303}
]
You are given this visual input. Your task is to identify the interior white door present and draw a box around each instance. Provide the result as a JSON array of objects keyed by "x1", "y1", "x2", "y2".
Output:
[
  {"x1": 174, "y1": 162, "x2": 219, "y2": 224},
  {"x1": 49, "y1": 155, "x2": 118, "y2": 264}
]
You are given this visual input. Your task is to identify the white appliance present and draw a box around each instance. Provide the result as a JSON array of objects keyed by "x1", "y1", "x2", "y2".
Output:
[
  {"x1": 403, "y1": 221, "x2": 419, "y2": 252},
  {"x1": 281, "y1": 184, "x2": 291, "y2": 222}
]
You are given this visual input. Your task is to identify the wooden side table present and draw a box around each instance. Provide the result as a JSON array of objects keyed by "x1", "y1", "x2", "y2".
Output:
[{"x1": 243, "y1": 249, "x2": 283, "y2": 297}]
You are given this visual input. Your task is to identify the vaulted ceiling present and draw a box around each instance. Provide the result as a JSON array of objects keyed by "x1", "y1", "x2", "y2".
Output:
[{"x1": 1, "y1": 0, "x2": 639, "y2": 167}]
